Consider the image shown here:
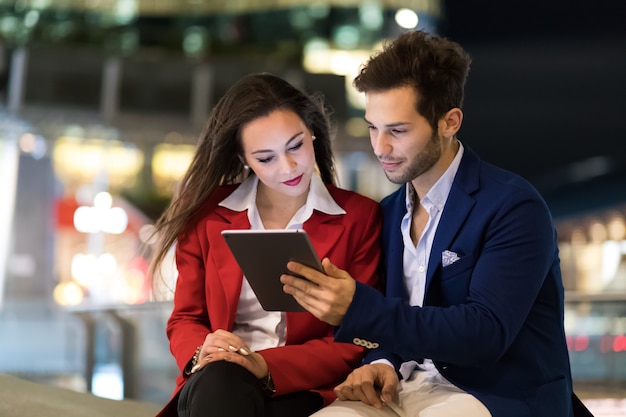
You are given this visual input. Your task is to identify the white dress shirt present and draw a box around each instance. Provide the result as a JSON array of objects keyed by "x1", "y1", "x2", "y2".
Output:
[
  {"x1": 218, "y1": 174, "x2": 345, "y2": 352},
  {"x1": 399, "y1": 141, "x2": 464, "y2": 380}
]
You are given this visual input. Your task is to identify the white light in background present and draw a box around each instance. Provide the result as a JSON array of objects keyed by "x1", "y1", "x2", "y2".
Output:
[
  {"x1": 114, "y1": 0, "x2": 137, "y2": 24},
  {"x1": 92, "y1": 364, "x2": 124, "y2": 400},
  {"x1": 359, "y1": 3, "x2": 383, "y2": 30},
  {"x1": 71, "y1": 253, "x2": 117, "y2": 286},
  {"x1": 302, "y1": 39, "x2": 373, "y2": 110},
  {"x1": 24, "y1": 10, "x2": 40, "y2": 28},
  {"x1": 73, "y1": 192, "x2": 128, "y2": 235},
  {"x1": 330, "y1": 51, "x2": 361, "y2": 76},
  {"x1": 94, "y1": 191, "x2": 112, "y2": 209},
  {"x1": 395, "y1": 8, "x2": 419, "y2": 29},
  {"x1": 333, "y1": 25, "x2": 360, "y2": 50},
  {"x1": 601, "y1": 240, "x2": 623, "y2": 289},
  {"x1": 607, "y1": 215, "x2": 626, "y2": 241},
  {"x1": 97, "y1": 253, "x2": 117, "y2": 276},
  {"x1": 30, "y1": 0, "x2": 52, "y2": 9},
  {"x1": 18, "y1": 133, "x2": 47, "y2": 160},
  {"x1": 183, "y1": 26, "x2": 208, "y2": 56},
  {"x1": 73, "y1": 206, "x2": 100, "y2": 233},
  {"x1": 71, "y1": 253, "x2": 98, "y2": 286},
  {"x1": 52, "y1": 281, "x2": 84, "y2": 306},
  {"x1": 602, "y1": 215, "x2": 626, "y2": 289},
  {"x1": 0, "y1": 138, "x2": 19, "y2": 309}
]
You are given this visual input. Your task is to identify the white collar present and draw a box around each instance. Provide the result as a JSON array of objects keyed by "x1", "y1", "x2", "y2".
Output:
[{"x1": 219, "y1": 174, "x2": 346, "y2": 219}]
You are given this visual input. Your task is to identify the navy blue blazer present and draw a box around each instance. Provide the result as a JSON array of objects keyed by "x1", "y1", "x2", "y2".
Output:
[{"x1": 335, "y1": 146, "x2": 575, "y2": 417}]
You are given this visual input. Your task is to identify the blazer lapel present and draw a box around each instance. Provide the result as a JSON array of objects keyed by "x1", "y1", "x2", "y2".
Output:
[
  {"x1": 303, "y1": 213, "x2": 344, "y2": 260},
  {"x1": 382, "y1": 186, "x2": 409, "y2": 299},
  {"x1": 425, "y1": 147, "x2": 481, "y2": 291},
  {"x1": 208, "y1": 207, "x2": 250, "y2": 326}
]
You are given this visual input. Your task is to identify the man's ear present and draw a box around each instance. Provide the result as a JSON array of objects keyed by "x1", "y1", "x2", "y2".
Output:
[{"x1": 438, "y1": 108, "x2": 463, "y2": 138}]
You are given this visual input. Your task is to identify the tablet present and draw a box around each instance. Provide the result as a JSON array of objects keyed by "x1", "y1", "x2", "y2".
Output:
[{"x1": 221, "y1": 229, "x2": 323, "y2": 312}]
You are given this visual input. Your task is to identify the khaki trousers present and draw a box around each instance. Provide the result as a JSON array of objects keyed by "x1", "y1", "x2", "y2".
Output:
[{"x1": 311, "y1": 371, "x2": 491, "y2": 417}]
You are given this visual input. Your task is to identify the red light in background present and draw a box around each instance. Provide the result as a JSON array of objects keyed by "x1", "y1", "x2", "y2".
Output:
[
  {"x1": 574, "y1": 335, "x2": 589, "y2": 351},
  {"x1": 614, "y1": 335, "x2": 626, "y2": 352}
]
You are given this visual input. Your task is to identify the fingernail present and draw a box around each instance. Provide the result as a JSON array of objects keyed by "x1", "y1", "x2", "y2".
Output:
[
  {"x1": 218, "y1": 347, "x2": 226, "y2": 352},
  {"x1": 191, "y1": 364, "x2": 201, "y2": 373},
  {"x1": 228, "y1": 345, "x2": 238, "y2": 352},
  {"x1": 239, "y1": 347, "x2": 250, "y2": 356}
]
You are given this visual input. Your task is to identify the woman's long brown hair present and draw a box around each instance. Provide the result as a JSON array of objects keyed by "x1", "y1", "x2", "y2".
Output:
[{"x1": 149, "y1": 73, "x2": 337, "y2": 285}]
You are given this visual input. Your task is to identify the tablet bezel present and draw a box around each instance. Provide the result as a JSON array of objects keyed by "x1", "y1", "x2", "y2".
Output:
[{"x1": 221, "y1": 229, "x2": 323, "y2": 312}]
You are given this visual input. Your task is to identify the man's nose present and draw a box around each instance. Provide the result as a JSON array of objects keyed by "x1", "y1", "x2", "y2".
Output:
[{"x1": 371, "y1": 133, "x2": 392, "y2": 157}]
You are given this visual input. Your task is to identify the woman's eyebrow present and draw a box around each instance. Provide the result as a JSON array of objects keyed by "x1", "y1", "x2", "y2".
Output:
[{"x1": 250, "y1": 132, "x2": 304, "y2": 155}]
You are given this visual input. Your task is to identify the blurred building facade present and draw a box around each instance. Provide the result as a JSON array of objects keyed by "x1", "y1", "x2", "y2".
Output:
[{"x1": 0, "y1": 0, "x2": 625, "y2": 410}]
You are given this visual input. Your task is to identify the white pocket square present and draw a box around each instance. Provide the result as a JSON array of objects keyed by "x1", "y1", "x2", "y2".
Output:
[{"x1": 442, "y1": 250, "x2": 460, "y2": 267}]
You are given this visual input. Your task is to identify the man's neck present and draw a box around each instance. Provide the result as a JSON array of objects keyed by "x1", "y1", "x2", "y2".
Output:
[{"x1": 410, "y1": 139, "x2": 459, "y2": 200}]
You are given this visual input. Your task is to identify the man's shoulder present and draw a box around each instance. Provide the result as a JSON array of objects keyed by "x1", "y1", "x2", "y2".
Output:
[
  {"x1": 477, "y1": 160, "x2": 541, "y2": 197},
  {"x1": 380, "y1": 185, "x2": 405, "y2": 208}
]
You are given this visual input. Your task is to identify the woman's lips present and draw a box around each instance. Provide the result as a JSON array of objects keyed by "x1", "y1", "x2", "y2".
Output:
[{"x1": 283, "y1": 174, "x2": 303, "y2": 186}]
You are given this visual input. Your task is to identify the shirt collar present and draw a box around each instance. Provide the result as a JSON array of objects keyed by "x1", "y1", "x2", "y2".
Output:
[
  {"x1": 219, "y1": 173, "x2": 346, "y2": 220},
  {"x1": 405, "y1": 140, "x2": 465, "y2": 212}
]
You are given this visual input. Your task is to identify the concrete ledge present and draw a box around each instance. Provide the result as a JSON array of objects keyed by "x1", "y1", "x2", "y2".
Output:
[{"x1": 0, "y1": 374, "x2": 160, "y2": 417}]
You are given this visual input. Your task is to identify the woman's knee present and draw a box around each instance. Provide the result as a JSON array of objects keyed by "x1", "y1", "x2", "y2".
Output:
[{"x1": 178, "y1": 361, "x2": 264, "y2": 417}]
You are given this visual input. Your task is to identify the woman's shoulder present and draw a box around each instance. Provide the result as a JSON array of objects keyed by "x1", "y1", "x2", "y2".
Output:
[{"x1": 191, "y1": 184, "x2": 240, "y2": 219}]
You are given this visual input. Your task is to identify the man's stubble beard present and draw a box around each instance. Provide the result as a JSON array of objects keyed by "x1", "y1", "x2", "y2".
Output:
[{"x1": 384, "y1": 133, "x2": 441, "y2": 185}]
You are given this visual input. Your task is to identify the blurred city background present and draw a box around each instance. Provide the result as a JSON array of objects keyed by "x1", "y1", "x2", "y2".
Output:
[{"x1": 0, "y1": 0, "x2": 625, "y2": 415}]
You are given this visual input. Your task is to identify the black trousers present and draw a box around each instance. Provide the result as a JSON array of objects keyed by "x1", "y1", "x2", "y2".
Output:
[{"x1": 177, "y1": 361, "x2": 323, "y2": 417}]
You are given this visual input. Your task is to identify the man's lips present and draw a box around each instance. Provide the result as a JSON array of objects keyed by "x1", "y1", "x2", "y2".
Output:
[
  {"x1": 283, "y1": 174, "x2": 303, "y2": 186},
  {"x1": 379, "y1": 160, "x2": 402, "y2": 171}
]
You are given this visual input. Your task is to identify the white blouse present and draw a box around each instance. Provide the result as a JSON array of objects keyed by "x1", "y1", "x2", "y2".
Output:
[{"x1": 218, "y1": 174, "x2": 345, "y2": 352}]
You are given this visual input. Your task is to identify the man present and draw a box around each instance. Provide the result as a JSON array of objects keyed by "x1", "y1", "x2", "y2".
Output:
[{"x1": 281, "y1": 30, "x2": 588, "y2": 417}]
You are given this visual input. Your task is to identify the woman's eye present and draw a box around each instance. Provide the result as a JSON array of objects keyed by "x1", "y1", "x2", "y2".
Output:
[
  {"x1": 257, "y1": 156, "x2": 274, "y2": 164},
  {"x1": 288, "y1": 141, "x2": 304, "y2": 152}
]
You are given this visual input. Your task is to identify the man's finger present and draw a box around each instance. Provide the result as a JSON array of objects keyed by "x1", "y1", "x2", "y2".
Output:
[
  {"x1": 335, "y1": 383, "x2": 358, "y2": 401},
  {"x1": 379, "y1": 369, "x2": 400, "y2": 405},
  {"x1": 361, "y1": 382, "x2": 383, "y2": 408},
  {"x1": 285, "y1": 261, "x2": 328, "y2": 286}
]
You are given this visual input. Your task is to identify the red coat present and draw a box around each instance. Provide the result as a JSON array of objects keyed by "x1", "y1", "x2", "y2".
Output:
[{"x1": 156, "y1": 183, "x2": 381, "y2": 416}]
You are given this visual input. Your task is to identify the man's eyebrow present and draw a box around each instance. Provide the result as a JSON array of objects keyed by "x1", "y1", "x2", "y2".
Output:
[{"x1": 363, "y1": 117, "x2": 410, "y2": 128}]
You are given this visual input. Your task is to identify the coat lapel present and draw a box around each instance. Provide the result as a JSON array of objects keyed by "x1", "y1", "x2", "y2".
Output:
[
  {"x1": 208, "y1": 206, "x2": 250, "y2": 328},
  {"x1": 382, "y1": 186, "x2": 409, "y2": 299},
  {"x1": 303, "y1": 212, "x2": 345, "y2": 260},
  {"x1": 425, "y1": 147, "x2": 481, "y2": 291}
]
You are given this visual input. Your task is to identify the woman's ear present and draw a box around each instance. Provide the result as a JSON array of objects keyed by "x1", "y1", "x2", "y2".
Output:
[
  {"x1": 438, "y1": 108, "x2": 463, "y2": 138},
  {"x1": 238, "y1": 156, "x2": 249, "y2": 169}
]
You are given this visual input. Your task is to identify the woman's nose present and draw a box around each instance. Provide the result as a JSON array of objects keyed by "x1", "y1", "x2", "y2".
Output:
[{"x1": 279, "y1": 155, "x2": 297, "y2": 172}]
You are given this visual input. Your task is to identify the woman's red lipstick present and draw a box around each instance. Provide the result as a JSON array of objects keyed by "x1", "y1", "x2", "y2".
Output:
[{"x1": 283, "y1": 174, "x2": 303, "y2": 186}]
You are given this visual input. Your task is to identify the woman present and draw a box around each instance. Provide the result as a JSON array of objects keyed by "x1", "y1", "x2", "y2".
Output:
[{"x1": 150, "y1": 73, "x2": 381, "y2": 417}]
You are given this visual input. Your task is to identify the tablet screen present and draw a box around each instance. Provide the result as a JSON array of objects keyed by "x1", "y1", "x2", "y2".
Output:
[{"x1": 221, "y1": 229, "x2": 323, "y2": 312}]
